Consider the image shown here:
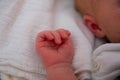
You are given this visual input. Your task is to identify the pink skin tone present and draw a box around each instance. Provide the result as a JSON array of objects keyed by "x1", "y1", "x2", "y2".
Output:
[
  {"x1": 36, "y1": 29, "x2": 77, "y2": 80},
  {"x1": 76, "y1": 0, "x2": 120, "y2": 43}
]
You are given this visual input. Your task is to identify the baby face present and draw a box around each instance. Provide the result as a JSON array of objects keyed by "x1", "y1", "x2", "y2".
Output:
[{"x1": 95, "y1": 0, "x2": 120, "y2": 43}]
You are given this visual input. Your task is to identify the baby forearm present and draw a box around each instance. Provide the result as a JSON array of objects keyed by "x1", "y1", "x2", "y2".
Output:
[{"x1": 46, "y1": 64, "x2": 77, "y2": 80}]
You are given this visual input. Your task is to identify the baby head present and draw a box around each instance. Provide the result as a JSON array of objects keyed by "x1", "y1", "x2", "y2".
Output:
[{"x1": 75, "y1": 0, "x2": 120, "y2": 43}]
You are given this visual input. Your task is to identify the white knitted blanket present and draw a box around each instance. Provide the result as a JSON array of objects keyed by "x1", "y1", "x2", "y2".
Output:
[{"x1": 0, "y1": 0, "x2": 94, "y2": 80}]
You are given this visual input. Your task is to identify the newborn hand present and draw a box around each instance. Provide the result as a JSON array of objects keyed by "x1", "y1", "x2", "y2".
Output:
[{"x1": 36, "y1": 29, "x2": 74, "y2": 69}]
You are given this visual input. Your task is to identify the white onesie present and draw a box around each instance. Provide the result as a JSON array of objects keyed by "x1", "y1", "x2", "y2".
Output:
[{"x1": 91, "y1": 39, "x2": 120, "y2": 80}]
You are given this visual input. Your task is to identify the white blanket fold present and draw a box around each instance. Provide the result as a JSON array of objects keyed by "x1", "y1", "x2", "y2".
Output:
[
  {"x1": 1, "y1": 0, "x2": 119, "y2": 80},
  {"x1": 92, "y1": 43, "x2": 120, "y2": 80}
]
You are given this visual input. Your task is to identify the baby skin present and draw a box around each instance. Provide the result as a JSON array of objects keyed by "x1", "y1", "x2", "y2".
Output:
[
  {"x1": 36, "y1": 29, "x2": 77, "y2": 80},
  {"x1": 75, "y1": 0, "x2": 120, "y2": 43}
]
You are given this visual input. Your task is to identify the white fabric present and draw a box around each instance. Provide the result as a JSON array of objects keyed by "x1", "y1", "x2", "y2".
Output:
[
  {"x1": 92, "y1": 43, "x2": 120, "y2": 80},
  {"x1": 0, "y1": 73, "x2": 26, "y2": 80},
  {"x1": 0, "y1": 0, "x2": 94, "y2": 80}
]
